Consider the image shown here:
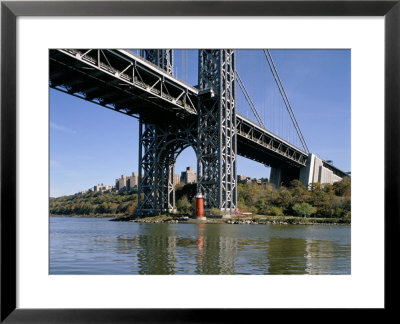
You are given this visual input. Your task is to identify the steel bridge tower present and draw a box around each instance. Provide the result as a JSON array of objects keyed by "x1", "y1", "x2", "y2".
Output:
[
  {"x1": 197, "y1": 50, "x2": 237, "y2": 213},
  {"x1": 136, "y1": 49, "x2": 237, "y2": 215},
  {"x1": 140, "y1": 49, "x2": 174, "y2": 75}
]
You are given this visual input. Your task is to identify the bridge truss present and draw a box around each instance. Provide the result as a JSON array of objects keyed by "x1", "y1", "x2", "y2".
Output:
[
  {"x1": 197, "y1": 49, "x2": 237, "y2": 212},
  {"x1": 136, "y1": 49, "x2": 198, "y2": 214},
  {"x1": 50, "y1": 49, "x2": 198, "y2": 122}
]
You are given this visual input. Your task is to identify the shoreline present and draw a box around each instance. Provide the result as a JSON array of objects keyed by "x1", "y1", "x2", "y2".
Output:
[
  {"x1": 50, "y1": 214, "x2": 119, "y2": 218},
  {"x1": 130, "y1": 215, "x2": 350, "y2": 225},
  {"x1": 51, "y1": 214, "x2": 350, "y2": 225}
]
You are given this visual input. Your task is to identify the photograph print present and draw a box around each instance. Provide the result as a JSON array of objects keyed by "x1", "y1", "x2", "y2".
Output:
[{"x1": 49, "y1": 49, "x2": 351, "y2": 275}]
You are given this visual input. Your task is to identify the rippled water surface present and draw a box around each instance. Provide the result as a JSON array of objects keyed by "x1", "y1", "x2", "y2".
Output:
[{"x1": 50, "y1": 217, "x2": 351, "y2": 275}]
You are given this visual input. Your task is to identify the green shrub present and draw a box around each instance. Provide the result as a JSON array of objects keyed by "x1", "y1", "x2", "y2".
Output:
[
  {"x1": 268, "y1": 206, "x2": 283, "y2": 216},
  {"x1": 292, "y1": 202, "x2": 316, "y2": 217},
  {"x1": 176, "y1": 196, "x2": 192, "y2": 215}
]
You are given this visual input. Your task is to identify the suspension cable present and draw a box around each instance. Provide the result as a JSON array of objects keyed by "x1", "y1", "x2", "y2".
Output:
[
  {"x1": 262, "y1": 49, "x2": 309, "y2": 153},
  {"x1": 235, "y1": 71, "x2": 266, "y2": 128}
]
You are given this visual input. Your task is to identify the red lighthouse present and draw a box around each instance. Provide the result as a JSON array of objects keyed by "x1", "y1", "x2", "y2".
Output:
[{"x1": 195, "y1": 193, "x2": 205, "y2": 219}]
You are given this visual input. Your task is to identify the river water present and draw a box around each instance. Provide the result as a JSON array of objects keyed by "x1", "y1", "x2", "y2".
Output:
[{"x1": 50, "y1": 217, "x2": 351, "y2": 275}]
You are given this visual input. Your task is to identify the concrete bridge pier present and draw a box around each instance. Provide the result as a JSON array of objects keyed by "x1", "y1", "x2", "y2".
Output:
[
  {"x1": 269, "y1": 167, "x2": 282, "y2": 188},
  {"x1": 299, "y1": 154, "x2": 315, "y2": 187},
  {"x1": 270, "y1": 166, "x2": 300, "y2": 188},
  {"x1": 299, "y1": 153, "x2": 345, "y2": 188}
]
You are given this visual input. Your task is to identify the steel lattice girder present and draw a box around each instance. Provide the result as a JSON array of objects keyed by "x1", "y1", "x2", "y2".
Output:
[
  {"x1": 197, "y1": 49, "x2": 237, "y2": 212},
  {"x1": 137, "y1": 123, "x2": 158, "y2": 213},
  {"x1": 49, "y1": 49, "x2": 197, "y2": 121},
  {"x1": 137, "y1": 48, "x2": 175, "y2": 215},
  {"x1": 136, "y1": 119, "x2": 197, "y2": 215},
  {"x1": 236, "y1": 114, "x2": 308, "y2": 167},
  {"x1": 140, "y1": 49, "x2": 174, "y2": 76},
  {"x1": 136, "y1": 49, "x2": 197, "y2": 215}
]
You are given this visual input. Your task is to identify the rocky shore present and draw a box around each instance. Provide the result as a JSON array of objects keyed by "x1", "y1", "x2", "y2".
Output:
[{"x1": 110, "y1": 214, "x2": 350, "y2": 225}]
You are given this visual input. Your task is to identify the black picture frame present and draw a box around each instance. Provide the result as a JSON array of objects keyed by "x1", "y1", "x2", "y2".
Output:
[{"x1": 1, "y1": 0, "x2": 399, "y2": 322}]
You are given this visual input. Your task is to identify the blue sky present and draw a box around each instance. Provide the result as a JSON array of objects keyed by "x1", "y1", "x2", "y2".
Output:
[{"x1": 50, "y1": 49, "x2": 350, "y2": 197}]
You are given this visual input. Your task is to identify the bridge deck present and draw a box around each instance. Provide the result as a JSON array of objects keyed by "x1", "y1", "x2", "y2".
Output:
[
  {"x1": 236, "y1": 114, "x2": 308, "y2": 167},
  {"x1": 49, "y1": 49, "x2": 315, "y2": 169},
  {"x1": 50, "y1": 49, "x2": 198, "y2": 123}
]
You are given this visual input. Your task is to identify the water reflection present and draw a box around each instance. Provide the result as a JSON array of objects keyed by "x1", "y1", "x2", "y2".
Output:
[
  {"x1": 136, "y1": 225, "x2": 177, "y2": 274},
  {"x1": 50, "y1": 218, "x2": 351, "y2": 275},
  {"x1": 195, "y1": 224, "x2": 238, "y2": 274},
  {"x1": 267, "y1": 238, "x2": 307, "y2": 274},
  {"x1": 196, "y1": 224, "x2": 205, "y2": 271},
  {"x1": 116, "y1": 224, "x2": 349, "y2": 275}
]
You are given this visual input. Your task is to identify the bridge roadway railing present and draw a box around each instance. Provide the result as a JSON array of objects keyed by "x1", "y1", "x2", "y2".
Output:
[
  {"x1": 235, "y1": 114, "x2": 308, "y2": 168},
  {"x1": 49, "y1": 49, "x2": 198, "y2": 121}
]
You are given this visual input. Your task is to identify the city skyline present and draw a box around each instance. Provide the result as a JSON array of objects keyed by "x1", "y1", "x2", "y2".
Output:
[
  {"x1": 74, "y1": 167, "x2": 198, "y2": 196},
  {"x1": 50, "y1": 49, "x2": 350, "y2": 197},
  {"x1": 67, "y1": 166, "x2": 271, "y2": 198}
]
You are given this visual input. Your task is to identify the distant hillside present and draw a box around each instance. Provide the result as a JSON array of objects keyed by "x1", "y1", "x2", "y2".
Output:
[
  {"x1": 50, "y1": 190, "x2": 138, "y2": 217},
  {"x1": 50, "y1": 178, "x2": 351, "y2": 219}
]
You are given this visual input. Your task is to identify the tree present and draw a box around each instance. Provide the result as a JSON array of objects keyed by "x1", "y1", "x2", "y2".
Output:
[
  {"x1": 176, "y1": 195, "x2": 192, "y2": 215},
  {"x1": 238, "y1": 182, "x2": 262, "y2": 207},
  {"x1": 292, "y1": 203, "x2": 316, "y2": 217},
  {"x1": 311, "y1": 190, "x2": 334, "y2": 217},
  {"x1": 49, "y1": 176, "x2": 351, "y2": 219},
  {"x1": 274, "y1": 187, "x2": 292, "y2": 210},
  {"x1": 268, "y1": 206, "x2": 284, "y2": 216},
  {"x1": 289, "y1": 179, "x2": 310, "y2": 205},
  {"x1": 255, "y1": 198, "x2": 266, "y2": 212},
  {"x1": 333, "y1": 177, "x2": 351, "y2": 197},
  {"x1": 175, "y1": 183, "x2": 197, "y2": 202},
  {"x1": 95, "y1": 202, "x2": 111, "y2": 214}
]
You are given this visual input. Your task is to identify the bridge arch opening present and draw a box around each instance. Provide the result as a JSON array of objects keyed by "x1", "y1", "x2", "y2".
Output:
[
  {"x1": 164, "y1": 143, "x2": 197, "y2": 214},
  {"x1": 172, "y1": 145, "x2": 198, "y2": 214},
  {"x1": 138, "y1": 125, "x2": 196, "y2": 214}
]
